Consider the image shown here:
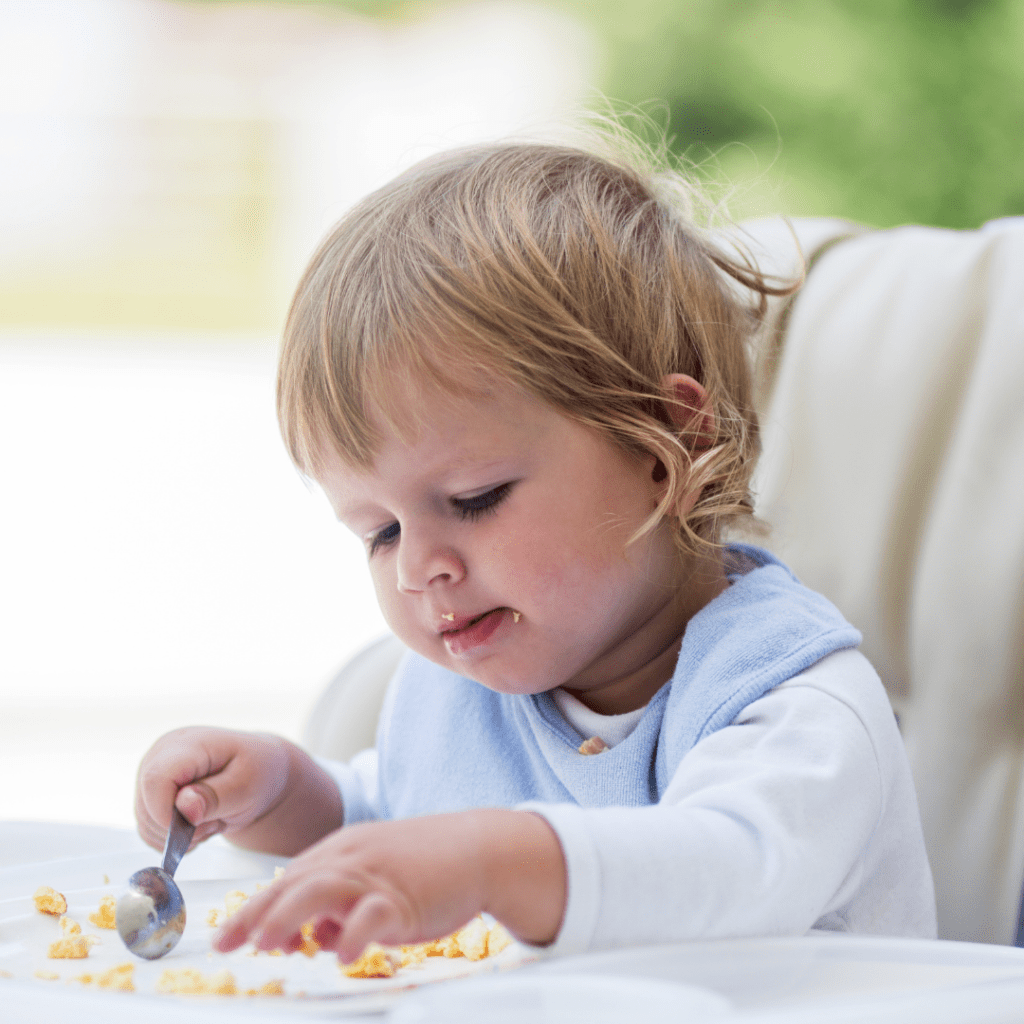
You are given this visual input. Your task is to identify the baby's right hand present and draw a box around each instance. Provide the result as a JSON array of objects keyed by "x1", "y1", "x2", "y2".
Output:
[{"x1": 134, "y1": 727, "x2": 293, "y2": 853}]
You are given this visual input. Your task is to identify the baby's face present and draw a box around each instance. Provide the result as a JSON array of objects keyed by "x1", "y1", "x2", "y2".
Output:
[{"x1": 316, "y1": 380, "x2": 688, "y2": 707}]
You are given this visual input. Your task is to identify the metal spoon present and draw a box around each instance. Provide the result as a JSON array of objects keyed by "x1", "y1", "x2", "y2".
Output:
[{"x1": 116, "y1": 806, "x2": 196, "y2": 959}]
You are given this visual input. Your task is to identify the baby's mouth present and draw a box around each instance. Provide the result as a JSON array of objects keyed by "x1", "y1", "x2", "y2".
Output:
[{"x1": 440, "y1": 607, "x2": 520, "y2": 633}]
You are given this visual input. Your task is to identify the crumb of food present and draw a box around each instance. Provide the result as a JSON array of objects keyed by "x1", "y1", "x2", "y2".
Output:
[
  {"x1": 400, "y1": 944, "x2": 428, "y2": 967},
  {"x1": 441, "y1": 612, "x2": 454, "y2": 621},
  {"x1": 0, "y1": 969, "x2": 13, "y2": 979},
  {"x1": 48, "y1": 934, "x2": 95, "y2": 959},
  {"x1": 94, "y1": 963, "x2": 135, "y2": 992},
  {"x1": 512, "y1": 610, "x2": 521, "y2": 623},
  {"x1": 256, "y1": 866, "x2": 288, "y2": 893},
  {"x1": 224, "y1": 889, "x2": 249, "y2": 917},
  {"x1": 33, "y1": 886, "x2": 67, "y2": 916},
  {"x1": 296, "y1": 921, "x2": 321, "y2": 958},
  {"x1": 103, "y1": 874, "x2": 110, "y2": 884},
  {"x1": 157, "y1": 967, "x2": 237, "y2": 996},
  {"x1": 245, "y1": 979, "x2": 285, "y2": 997},
  {"x1": 440, "y1": 931, "x2": 464, "y2": 958},
  {"x1": 35, "y1": 970, "x2": 60, "y2": 981},
  {"x1": 60, "y1": 916, "x2": 81, "y2": 936},
  {"x1": 578, "y1": 735, "x2": 609, "y2": 756},
  {"x1": 206, "y1": 908, "x2": 221, "y2": 927},
  {"x1": 342, "y1": 943, "x2": 399, "y2": 979},
  {"x1": 455, "y1": 917, "x2": 489, "y2": 961},
  {"x1": 89, "y1": 894, "x2": 117, "y2": 929},
  {"x1": 486, "y1": 923, "x2": 513, "y2": 957}
]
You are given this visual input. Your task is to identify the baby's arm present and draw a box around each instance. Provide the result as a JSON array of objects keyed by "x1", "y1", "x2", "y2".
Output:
[
  {"x1": 214, "y1": 809, "x2": 566, "y2": 958},
  {"x1": 135, "y1": 727, "x2": 343, "y2": 857},
  {"x1": 525, "y1": 649, "x2": 934, "y2": 952}
]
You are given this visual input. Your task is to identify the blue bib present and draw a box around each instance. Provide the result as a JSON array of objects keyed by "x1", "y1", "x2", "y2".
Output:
[{"x1": 377, "y1": 545, "x2": 861, "y2": 818}]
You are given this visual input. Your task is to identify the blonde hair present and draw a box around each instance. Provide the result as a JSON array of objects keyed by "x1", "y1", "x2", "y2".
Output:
[{"x1": 277, "y1": 136, "x2": 796, "y2": 556}]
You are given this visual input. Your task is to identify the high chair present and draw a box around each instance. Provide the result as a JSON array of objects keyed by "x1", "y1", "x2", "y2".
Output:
[{"x1": 302, "y1": 214, "x2": 1024, "y2": 946}]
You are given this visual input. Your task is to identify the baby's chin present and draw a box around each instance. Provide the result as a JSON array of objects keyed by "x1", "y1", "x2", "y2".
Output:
[{"x1": 406, "y1": 641, "x2": 563, "y2": 696}]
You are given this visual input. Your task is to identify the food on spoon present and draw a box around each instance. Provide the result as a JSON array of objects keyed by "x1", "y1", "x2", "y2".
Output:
[
  {"x1": 33, "y1": 886, "x2": 67, "y2": 916},
  {"x1": 89, "y1": 894, "x2": 117, "y2": 929}
]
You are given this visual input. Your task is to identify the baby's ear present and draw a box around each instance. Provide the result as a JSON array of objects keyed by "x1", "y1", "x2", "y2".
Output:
[{"x1": 660, "y1": 374, "x2": 715, "y2": 450}]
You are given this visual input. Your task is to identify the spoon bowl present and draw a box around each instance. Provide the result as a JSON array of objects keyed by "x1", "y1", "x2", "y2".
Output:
[{"x1": 117, "y1": 807, "x2": 195, "y2": 959}]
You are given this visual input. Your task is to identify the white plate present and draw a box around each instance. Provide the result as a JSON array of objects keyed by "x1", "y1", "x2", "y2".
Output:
[{"x1": 0, "y1": 874, "x2": 532, "y2": 1015}]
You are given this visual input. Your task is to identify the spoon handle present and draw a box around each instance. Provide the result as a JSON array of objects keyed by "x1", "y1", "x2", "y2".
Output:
[{"x1": 161, "y1": 806, "x2": 197, "y2": 878}]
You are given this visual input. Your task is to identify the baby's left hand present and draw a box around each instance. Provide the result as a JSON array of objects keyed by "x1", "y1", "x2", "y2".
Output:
[{"x1": 214, "y1": 809, "x2": 566, "y2": 962}]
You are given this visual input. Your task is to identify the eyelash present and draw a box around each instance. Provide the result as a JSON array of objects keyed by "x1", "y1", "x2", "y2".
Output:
[{"x1": 367, "y1": 483, "x2": 513, "y2": 556}]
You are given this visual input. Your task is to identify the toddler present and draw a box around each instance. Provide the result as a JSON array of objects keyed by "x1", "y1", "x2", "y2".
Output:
[{"x1": 135, "y1": 138, "x2": 936, "y2": 961}]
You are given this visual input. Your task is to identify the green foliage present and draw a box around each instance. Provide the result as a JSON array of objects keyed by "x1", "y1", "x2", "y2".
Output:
[
  {"x1": 558, "y1": 0, "x2": 1024, "y2": 228},
  {"x1": 265, "y1": 0, "x2": 1024, "y2": 228}
]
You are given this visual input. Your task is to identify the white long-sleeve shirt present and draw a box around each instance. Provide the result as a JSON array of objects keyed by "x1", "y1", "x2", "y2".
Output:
[{"x1": 321, "y1": 647, "x2": 936, "y2": 954}]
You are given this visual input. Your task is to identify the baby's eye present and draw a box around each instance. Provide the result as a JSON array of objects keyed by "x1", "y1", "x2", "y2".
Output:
[
  {"x1": 368, "y1": 521, "x2": 400, "y2": 556},
  {"x1": 452, "y1": 482, "x2": 513, "y2": 521}
]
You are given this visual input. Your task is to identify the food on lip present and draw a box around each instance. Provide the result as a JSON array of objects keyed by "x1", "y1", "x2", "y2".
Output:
[
  {"x1": 441, "y1": 612, "x2": 455, "y2": 621},
  {"x1": 89, "y1": 894, "x2": 117, "y2": 929},
  {"x1": 33, "y1": 886, "x2": 67, "y2": 916},
  {"x1": 578, "y1": 736, "x2": 609, "y2": 756},
  {"x1": 512, "y1": 610, "x2": 521, "y2": 623}
]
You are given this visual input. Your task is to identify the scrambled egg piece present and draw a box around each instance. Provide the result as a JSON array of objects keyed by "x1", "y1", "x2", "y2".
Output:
[
  {"x1": 578, "y1": 735, "x2": 609, "y2": 755},
  {"x1": 341, "y1": 943, "x2": 399, "y2": 979},
  {"x1": 298, "y1": 921, "x2": 321, "y2": 958},
  {"x1": 245, "y1": 979, "x2": 285, "y2": 997},
  {"x1": 89, "y1": 894, "x2": 117, "y2": 929},
  {"x1": 156, "y1": 967, "x2": 237, "y2": 996},
  {"x1": 48, "y1": 934, "x2": 95, "y2": 959},
  {"x1": 223, "y1": 890, "x2": 249, "y2": 917},
  {"x1": 396, "y1": 918, "x2": 514, "y2": 969},
  {"x1": 75, "y1": 963, "x2": 136, "y2": 992},
  {"x1": 33, "y1": 886, "x2": 67, "y2": 916}
]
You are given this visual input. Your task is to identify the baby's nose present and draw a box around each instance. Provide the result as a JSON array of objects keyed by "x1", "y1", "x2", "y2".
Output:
[{"x1": 395, "y1": 532, "x2": 465, "y2": 593}]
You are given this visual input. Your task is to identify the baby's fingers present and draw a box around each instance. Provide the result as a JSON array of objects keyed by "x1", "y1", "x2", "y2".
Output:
[
  {"x1": 335, "y1": 893, "x2": 406, "y2": 963},
  {"x1": 214, "y1": 885, "x2": 281, "y2": 952}
]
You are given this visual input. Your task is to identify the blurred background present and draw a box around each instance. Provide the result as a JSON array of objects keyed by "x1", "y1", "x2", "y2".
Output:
[{"x1": 2, "y1": 0, "x2": 1021, "y2": 831}]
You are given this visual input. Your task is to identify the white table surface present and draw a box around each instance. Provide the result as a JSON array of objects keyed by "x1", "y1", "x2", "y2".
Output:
[{"x1": 5, "y1": 821, "x2": 1024, "y2": 1023}]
